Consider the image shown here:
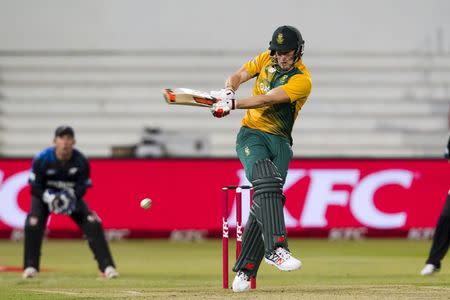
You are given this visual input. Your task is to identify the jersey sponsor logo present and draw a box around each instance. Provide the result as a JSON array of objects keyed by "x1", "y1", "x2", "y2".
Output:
[
  {"x1": 46, "y1": 169, "x2": 56, "y2": 175},
  {"x1": 259, "y1": 82, "x2": 270, "y2": 94},
  {"x1": 47, "y1": 180, "x2": 76, "y2": 190},
  {"x1": 68, "y1": 167, "x2": 78, "y2": 175}
]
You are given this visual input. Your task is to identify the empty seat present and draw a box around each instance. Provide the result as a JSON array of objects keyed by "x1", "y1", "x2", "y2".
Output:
[{"x1": 0, "y1": 50, "x2": 448, "y2": 157}]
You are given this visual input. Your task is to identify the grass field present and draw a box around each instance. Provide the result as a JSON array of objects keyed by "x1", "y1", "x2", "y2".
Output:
[{"x1": 1, "y1": 239, "x2": 450, "y2": 299}]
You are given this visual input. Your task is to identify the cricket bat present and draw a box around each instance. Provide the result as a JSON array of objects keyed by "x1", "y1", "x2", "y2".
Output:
[{"x1": 163, "y1": 88, "x2": 217, "y2": 107}]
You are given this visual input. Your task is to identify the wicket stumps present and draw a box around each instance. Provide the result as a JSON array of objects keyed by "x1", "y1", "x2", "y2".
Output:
[{"x1": 222, "y1": 185, "x2": 256, "y2": 289}]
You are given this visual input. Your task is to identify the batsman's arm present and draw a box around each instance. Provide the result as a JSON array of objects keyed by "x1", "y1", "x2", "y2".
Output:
[
  {"x1": 224, "y1": 66, "x2": 290, "y2": 109},
  {"x1": 228, "y1": 69, "x2": 311, "y2": 109},
  {"x1": 235, "y1": 88, "x2": 290, "y2": 109},
  {"x1": 225, "y1": 66, "x2": 253, "y2": 92}
]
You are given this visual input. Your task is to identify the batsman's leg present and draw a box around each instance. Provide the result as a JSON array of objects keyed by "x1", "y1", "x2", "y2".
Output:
[
  {"x1": 233, "y1": 213, "x2": 265, "y2": 276},
  {"x1": 251, "y1": 159, "x2": 288, "y2": 252},
  {"x1": 23, "y1": 195, "x2": 50, "y2": 278},
  {"x1": 234, "y1": 128, "x2": 269, "y2": 275},
  {"x1": 71, "y1": 199, "x2": 117, "y2": 277},
  {"x1": 251, "y1": 159, "x2": 301, "y2": 271}
]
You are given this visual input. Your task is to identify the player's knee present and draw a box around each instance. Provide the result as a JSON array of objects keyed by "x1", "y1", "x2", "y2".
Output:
[
  {"x1": 251, "y1": 159, "x2": 283, "y2": 196},
  {"x1": 26, "y1": 215, "x2": 39, "y2": 226},
  {"x1": 25, "y1": 215, "x2": 43, "y2": 231},
  {"x1": 83, "y1": 212, "x2": 104, "y2": 237}
]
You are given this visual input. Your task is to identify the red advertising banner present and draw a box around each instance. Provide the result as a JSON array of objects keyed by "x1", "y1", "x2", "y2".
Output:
[{"x1": 0, "y1": 159, "x2": 449, "y2": 239}]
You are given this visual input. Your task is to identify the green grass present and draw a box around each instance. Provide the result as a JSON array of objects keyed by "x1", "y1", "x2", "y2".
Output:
[{"x1": 1, "y1": 239, "x2": 450, "y2": 299}]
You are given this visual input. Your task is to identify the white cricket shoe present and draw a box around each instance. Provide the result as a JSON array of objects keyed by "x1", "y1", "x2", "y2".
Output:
[
  {"x1": 22, "y1": 267, "x2": 38, "y2": 279},
  {"x1": 420, "y1": 264, "x2": 440, "y2": 276},
  {"x1": 232, "y1": 271, "x2": 251, "y2": 293},
  {"x1": 104, "y1": 266, "x2": 119, "y2": 279},
  {"x1": 264, "y1": 247, "x2": 302, "y2": 271}
]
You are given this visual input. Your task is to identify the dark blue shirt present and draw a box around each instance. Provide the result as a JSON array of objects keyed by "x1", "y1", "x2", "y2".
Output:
[{"x1": 29, "y1": 147, "x2": 92, "y2": 200}]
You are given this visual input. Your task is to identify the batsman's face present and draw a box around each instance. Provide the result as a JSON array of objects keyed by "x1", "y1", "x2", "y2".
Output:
[
  {"x1": 275, "y1": 50, "x2": 296, "y2": 71},
  {"x1": 54, "y1": 135, "x2": 75, "y2": 161}
]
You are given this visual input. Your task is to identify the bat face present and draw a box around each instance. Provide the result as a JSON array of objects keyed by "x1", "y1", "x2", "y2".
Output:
[{"x1": 163, "y1": 88, "x2": 217, "y2": 107}]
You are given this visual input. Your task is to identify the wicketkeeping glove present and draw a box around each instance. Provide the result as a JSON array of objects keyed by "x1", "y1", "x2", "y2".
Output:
[
  {"x1": 43, "y1": 188, "x2": 77, "y2": 215},
  {"x1": 43, "y1": 188, "x2": 57, "y2": 205}
]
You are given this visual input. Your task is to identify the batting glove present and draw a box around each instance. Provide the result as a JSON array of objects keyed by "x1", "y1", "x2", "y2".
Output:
[
  {"x1": 210, "y1": 88, "x2": 236, "y2": 109},
  {"x1": 43, "y1": 188, "x2": 77, "y2": 215},
  {"x1": 211, "y1": 100, "x2": 232, "y2": 118},
  {"x1": 222, "y1": 88, "x2": 236, "y2": 103}
]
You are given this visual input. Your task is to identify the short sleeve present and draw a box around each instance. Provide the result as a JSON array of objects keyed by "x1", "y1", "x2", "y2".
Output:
[
  {"x1": 243, "y1": 51, "x2": 271, "y2": 78},
  {"x1": 279, "y1": 74, "x2": 312, "y2": 103}
]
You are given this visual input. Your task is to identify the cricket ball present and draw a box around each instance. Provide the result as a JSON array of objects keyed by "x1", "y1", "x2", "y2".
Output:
[{"x1": 140, "y1": 198, "x2": 152, "y2": 209}]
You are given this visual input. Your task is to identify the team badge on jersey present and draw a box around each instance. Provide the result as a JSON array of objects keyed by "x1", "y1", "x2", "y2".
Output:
[
  {"x1": 259, "y1": 82, "x2": 270, "y2": 93},
  {"x1": 68, "y1": 167, "x2": 78, "y2": 175},
  {"x1": 279, "y1": 75, "x2": 288, "y2": 84}
]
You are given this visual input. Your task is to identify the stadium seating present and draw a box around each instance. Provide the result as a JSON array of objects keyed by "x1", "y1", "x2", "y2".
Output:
[{"x1": 0, "y1": 50, "x2": 448, "y2": 157}]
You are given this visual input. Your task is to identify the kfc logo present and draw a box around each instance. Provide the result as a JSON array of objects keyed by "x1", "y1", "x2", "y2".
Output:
[
  {"x1": 1, "y1": 159, "x2": 447, "y2": 238},
  {"x1": 234, "y1": 169, "x2": 414, "y2": 229},
  {"x1": 0, "y1": 170, "x2": 29, "y2": 228}
]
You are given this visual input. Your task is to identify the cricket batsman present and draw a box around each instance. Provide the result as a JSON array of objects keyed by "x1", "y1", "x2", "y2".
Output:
[
  {"x1": 210, "y1": 25, "x2": 312, "y2": 292},
  {"x1": 22, "y1": 126, "x2": 118, "y2": 279}
]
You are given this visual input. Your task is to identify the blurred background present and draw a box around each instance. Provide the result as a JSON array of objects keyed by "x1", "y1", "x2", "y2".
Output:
[
  {"x1": 0, "y1": 0, "x2": 449, "y2": 240},
  {"x1": 0, "y1": 0, "x2": 449, "y2": 158}
]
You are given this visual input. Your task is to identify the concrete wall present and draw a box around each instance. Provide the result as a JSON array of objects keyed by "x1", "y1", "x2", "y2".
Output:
[{"x1": 0, "y1": 0, "x2": 449, "y2": 52}]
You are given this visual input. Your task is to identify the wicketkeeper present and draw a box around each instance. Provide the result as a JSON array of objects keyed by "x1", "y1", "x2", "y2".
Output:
[
  {"x1": 22, "y1": 126, "x2": 118, "y2": 279},
  {"x1": 420, "y1": 135, "x2": 450, "y2": 276},
  {"x1": 210, "y1": 25, "x2": 312, "y2": 292}
]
